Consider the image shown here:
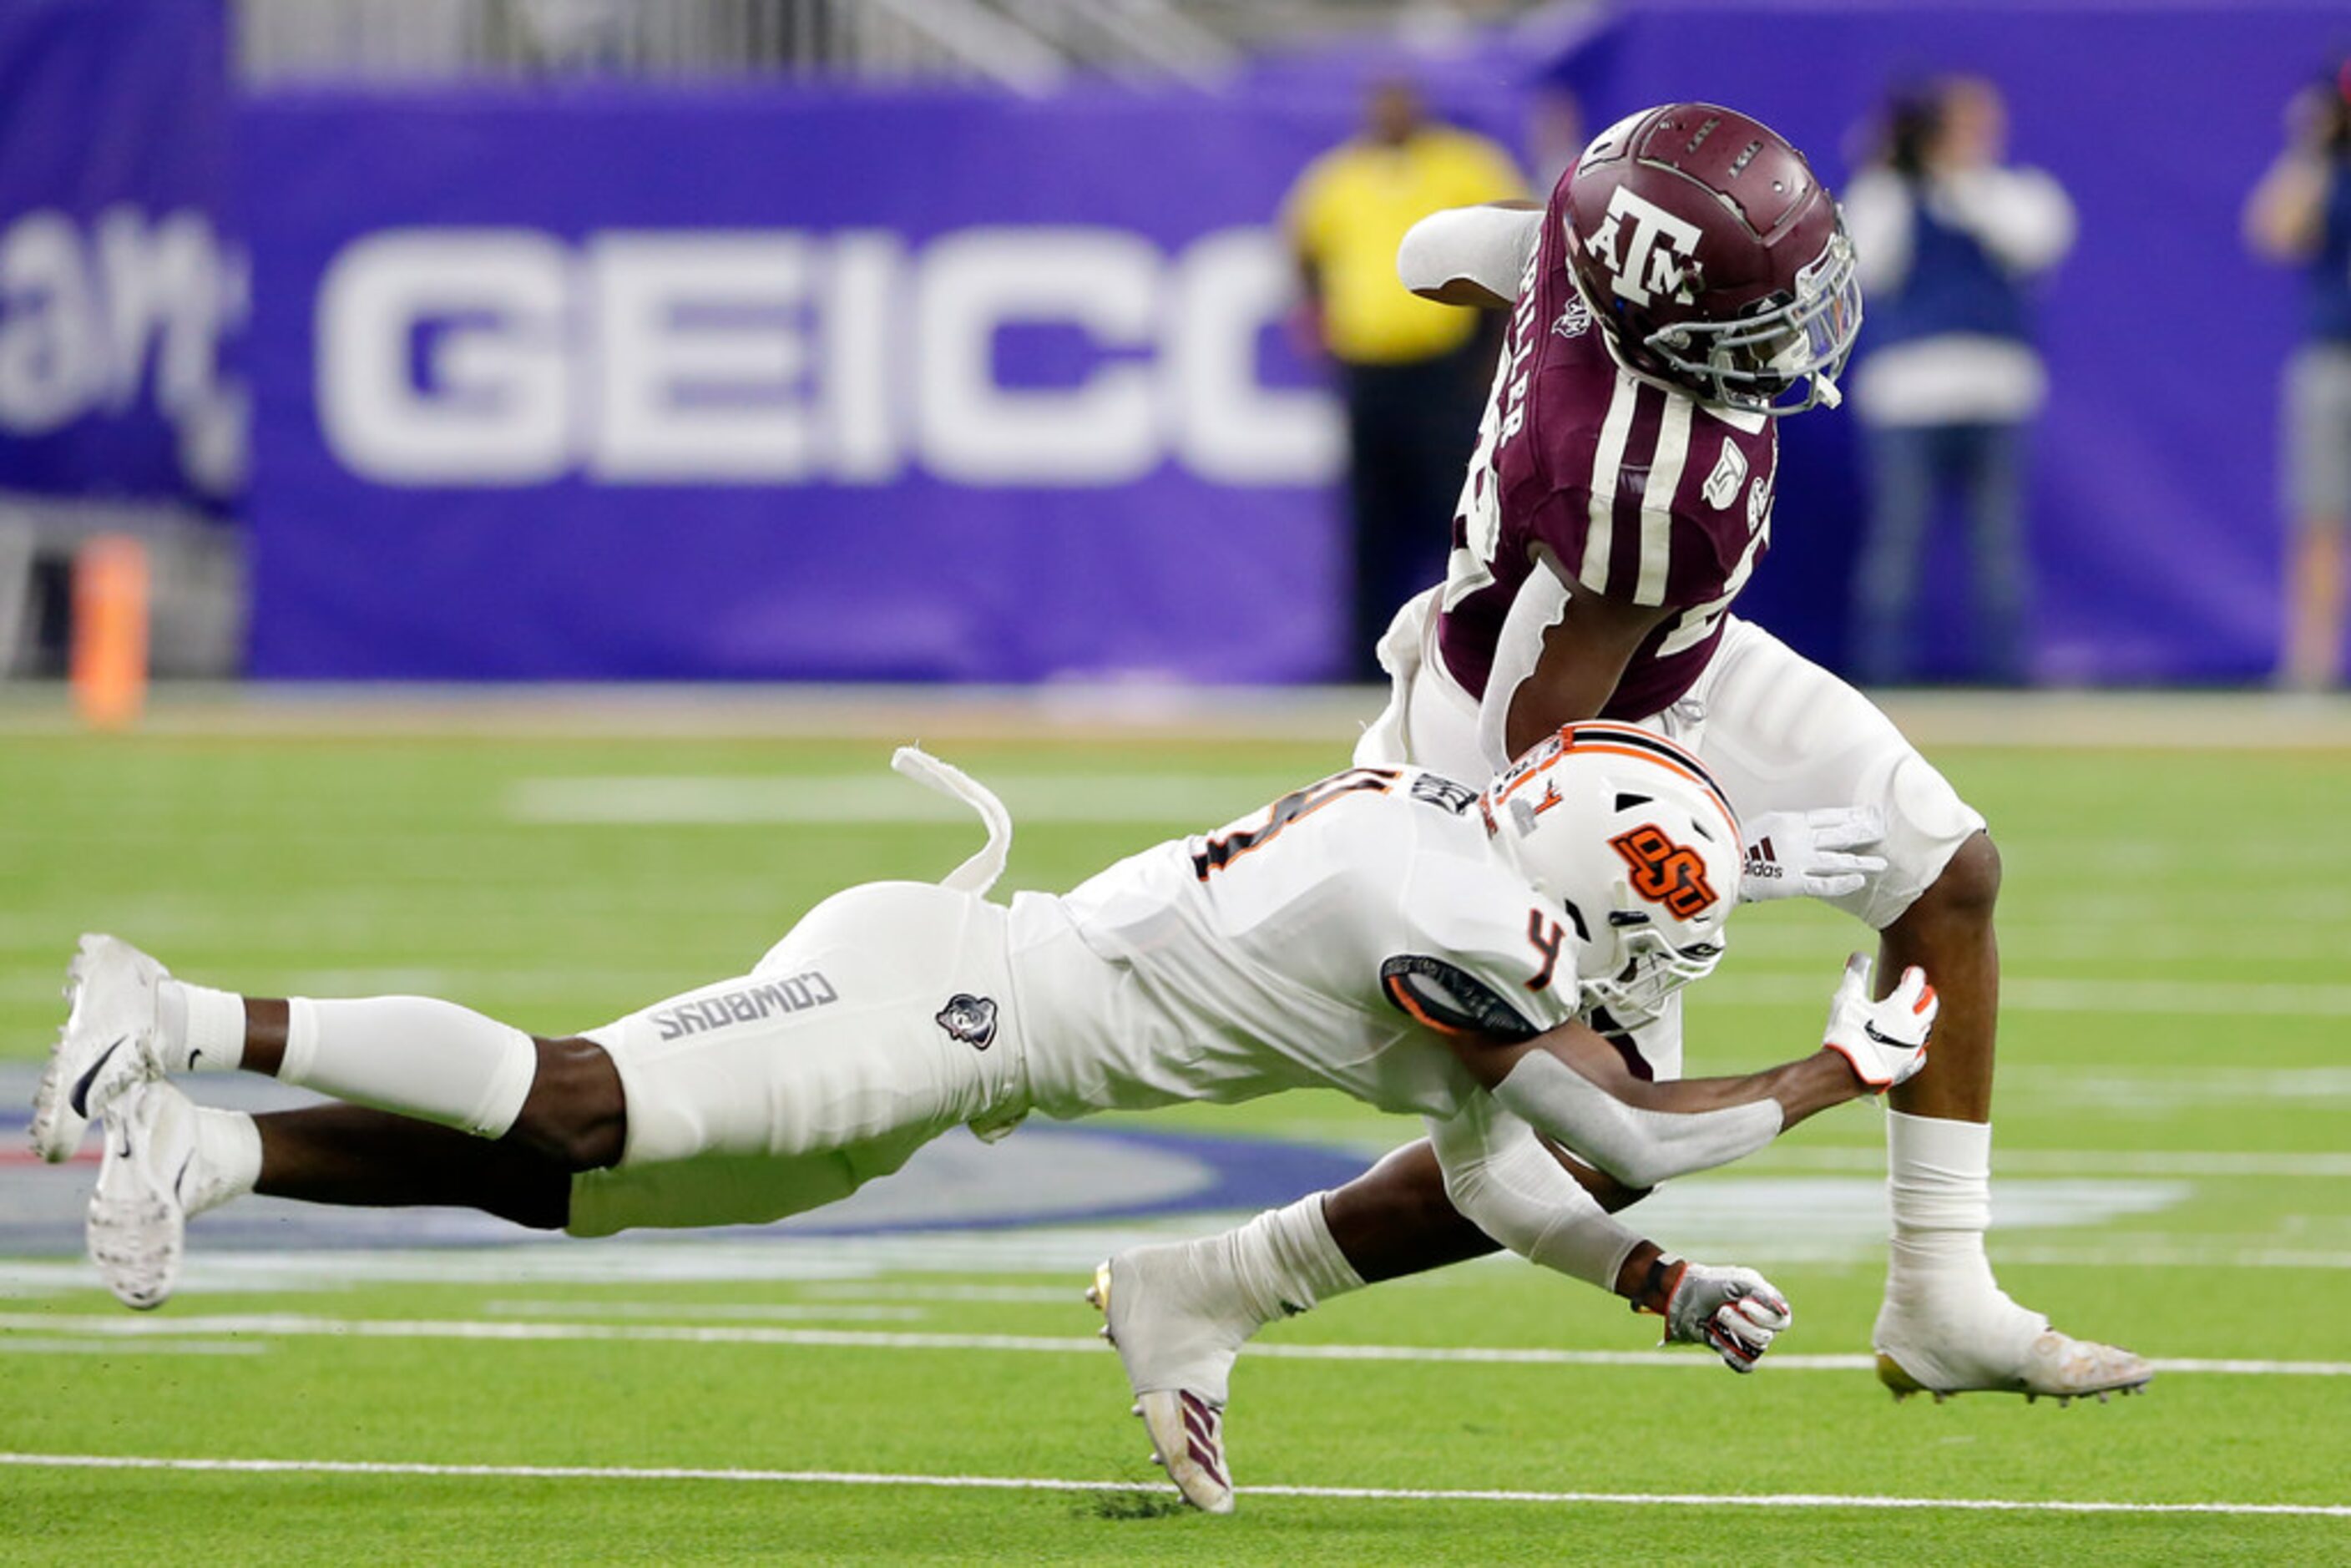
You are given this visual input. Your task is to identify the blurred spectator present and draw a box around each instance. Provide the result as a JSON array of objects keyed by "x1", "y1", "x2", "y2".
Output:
[
  {"x1": 1283, "y1": 79, "x2": 1524, "y2": 680},
  {"x1": 2245, "y1": 66, "x2": 2351, "y2": 691},
  {"x1": 1844, "y1": 77, "x2": 2075, "y2": 686}
]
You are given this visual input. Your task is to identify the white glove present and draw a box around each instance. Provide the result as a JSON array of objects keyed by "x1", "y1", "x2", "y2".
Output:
[
  {"x1": 1738, "y1": 807, "x2": 1888, "y2": 903},
  {"x1": 1660, "y1": 1258, "x2": 1793, "y2": 1373},
  {"x1": 1821, "y1": 953, "x2": 1937, "y2": 1090}
]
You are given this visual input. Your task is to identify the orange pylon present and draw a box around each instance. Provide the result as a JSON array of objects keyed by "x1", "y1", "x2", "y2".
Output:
[{"x1": 71, "y1": 534, "x2": 149, "y2": 731}]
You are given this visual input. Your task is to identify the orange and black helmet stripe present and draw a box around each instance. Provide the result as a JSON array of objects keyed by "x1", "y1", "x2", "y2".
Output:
[{"x1": 1490, "y1": 721, "x2": 1739, "y2": 843}]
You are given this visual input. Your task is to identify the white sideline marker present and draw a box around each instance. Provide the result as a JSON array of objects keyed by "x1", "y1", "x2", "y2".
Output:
[
  {"x1": 0, "y1": 1453, "x2": 2343, "y2": 1518},
  {"x1": 0, "y1": 1313, "x2": 2343, "y2": 1378}
]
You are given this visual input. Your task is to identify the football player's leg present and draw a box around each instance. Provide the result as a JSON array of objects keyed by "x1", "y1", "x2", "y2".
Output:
[
  {"x1": 36, "y1": 932, "x2": 577, "y2": 1161},
  {"x1": 34, "y1": 934, "x2": 195, "y2": 1162},
  {"x1": 82, "y1": 982, "x2": 629, "y2": 1308},
  {"x1": 1090, "y1": 1137, "x2": 1656, "y2": 1512},
  {"x1": 566, "y1": 882, "x2": 1022, "y2": 1238},
  {"x1": 1684, "y1": 620, "x2": 2148, "y2": 1401},
  {"x1": 250, "y1": 1101, "x2": 574, "y2": 1225}
]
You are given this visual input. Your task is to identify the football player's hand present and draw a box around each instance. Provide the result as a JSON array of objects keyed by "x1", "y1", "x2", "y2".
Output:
[
  {"x1": 1660, "y1": 1259, "x2": 1793, "y2": 1373},
  {"x1": 1821, "y1": 953, "x2": 1936, "y2": 1090},
  {"x1": 1737, "y1": 807, "x2": 1888, "y2": 903}
]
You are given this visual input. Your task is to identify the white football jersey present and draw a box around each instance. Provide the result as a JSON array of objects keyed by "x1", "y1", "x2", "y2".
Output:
[{"x1": 1014, "y1": 766, "x2": 1597, "y2": 1121}]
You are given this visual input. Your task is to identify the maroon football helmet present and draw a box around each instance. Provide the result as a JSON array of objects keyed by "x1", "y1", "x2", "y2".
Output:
[{"x1": 1558, "y1": 104, "x2": 1860, "y2": 415}]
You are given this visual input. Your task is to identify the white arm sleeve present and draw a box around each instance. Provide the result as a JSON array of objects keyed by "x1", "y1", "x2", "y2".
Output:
[
  {"x1": 1491, "y1": 1050, "x2": 1783, "y2": 1191},
  {"x1": 1397, "y1": 205, "x2": 1543, "y2": 301},
  {"x1": 1426, "y1": 1099, "x2": 1644, "y2": 1292}
]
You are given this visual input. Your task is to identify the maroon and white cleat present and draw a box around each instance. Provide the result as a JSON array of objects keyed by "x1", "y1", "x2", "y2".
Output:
[
  {"x1": 1133, "y1": 1388, "x2": 1233, "y2": 1515},
  {"x1": 1087, "y1": 1257, "x2": 1239, "y2": 1514}
]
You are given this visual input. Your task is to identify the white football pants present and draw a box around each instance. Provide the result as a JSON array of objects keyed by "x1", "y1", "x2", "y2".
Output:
[{"x1": 565, "y1": 882, "x2": 1032, "y2": 1237}]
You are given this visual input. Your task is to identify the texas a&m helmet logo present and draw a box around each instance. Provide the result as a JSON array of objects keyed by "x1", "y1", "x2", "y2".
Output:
[
  {"x1": 1609, "y1": 824, "x2": 1721, "y2": 920},
  {"x1": 1584, "y1": 186, "x2": 1705, "y2": 307}
]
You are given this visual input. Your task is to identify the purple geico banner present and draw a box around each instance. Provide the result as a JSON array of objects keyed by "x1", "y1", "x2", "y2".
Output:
[
  {"x1": 0, "y1": 0, "x2": 240, "y2": 507},
  {"x1": 241, "y1": 90, "x2": 1358, "y2": 682},
  {"x1": 238, "y1": 4, "x2": 2343, "y2": 685}
]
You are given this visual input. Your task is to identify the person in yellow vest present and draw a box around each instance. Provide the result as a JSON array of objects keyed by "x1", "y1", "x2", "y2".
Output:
[{"x1": 1285, "y1": 79, "x2": 1526, "y2": 679}]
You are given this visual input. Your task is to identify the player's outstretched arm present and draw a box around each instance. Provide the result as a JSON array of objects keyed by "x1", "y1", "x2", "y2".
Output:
[
  {"x1": 1426, "y1": 1105, "x2": 1795, "y2": 1373},
  {"x1": 1441, "y1": 955, "x2": 1938, "y2": 1189},
  {"x1": 1397, "y1": 200, "x2": 1543, "y2": 307}
]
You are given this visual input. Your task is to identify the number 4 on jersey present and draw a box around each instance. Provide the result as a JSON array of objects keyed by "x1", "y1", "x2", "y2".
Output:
[{"x1": 1191, "y1": 769, "x2": 1398, "y2": 882}]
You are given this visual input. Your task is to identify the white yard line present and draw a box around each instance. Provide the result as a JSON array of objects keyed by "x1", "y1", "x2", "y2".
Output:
[
  {"x1": 1741, "y1": 1149, "x2": 2351, "y2": 1178},
  {"x1": 797, "y1": 1282, "x2": 1094, "y2": 1303},
  {"x1": 0, "y1": 1313, "x2": 2340, "y2": 1377},
  {"x1": 0, "y1": 1452, "x2": 2341, "y2": 1517},
  {"x1": 0, "y1": 1338, "x2": 266, "y2": 1357},
  {"x1": 479, "y1": 1300, "x2": 925, "y2": 1323}
]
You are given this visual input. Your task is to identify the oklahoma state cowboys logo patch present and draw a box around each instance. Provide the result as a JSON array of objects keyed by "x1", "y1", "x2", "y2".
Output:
[
  {"x1": 936, "y1": 994, "x2": 999, "y2": 1050},
  {"x1": 1608, "y1": 825, "x2": 1720, "y2": 920}
]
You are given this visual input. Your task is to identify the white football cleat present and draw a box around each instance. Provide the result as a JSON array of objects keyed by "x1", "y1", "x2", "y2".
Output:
[
  {"x1": 1876, "y1": 1297, "x2": 2152, "y2": 1404},
  {"x1": 88, "y1": 1079, "x2": 202, "y2": 1311},
  {"x1": 1086, "y1": 1253, "x2": 1243, "y2": 1515},
  {"x1": 1134, "y1": 1388, "x2": 1232, "y2": 1516},
  {"x1": 31, "y1": 934, "x2": 169, "y2": 1164}
]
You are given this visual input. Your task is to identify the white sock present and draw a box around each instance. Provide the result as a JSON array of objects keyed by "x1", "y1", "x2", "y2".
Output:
[
  {"x1": 1221, "y1": 1194, "x2": 1366, "y2": 1327},
  {"x1": 1884, "y1": 1110, "x2": 2032, "y2": 1322},
  {"x1": 187, "y1": 1107, "x2": 263, "y2": 1216},
  {"x1": 157, "y1": 981, "x2": 247, "y2": 1074},
  {"x1": 281, "y1": 996, "x2": 537, "y2": 1138}
]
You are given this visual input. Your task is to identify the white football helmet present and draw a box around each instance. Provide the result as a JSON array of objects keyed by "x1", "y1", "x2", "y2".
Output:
[{"x1": 1482, "y1": 722, "x2": 1741, "y2": 1024}]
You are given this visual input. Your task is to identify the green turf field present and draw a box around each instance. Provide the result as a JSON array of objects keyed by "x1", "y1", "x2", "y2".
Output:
[{"x1": 3, "y1": 711, "x2": 2347, "y2": 1562}]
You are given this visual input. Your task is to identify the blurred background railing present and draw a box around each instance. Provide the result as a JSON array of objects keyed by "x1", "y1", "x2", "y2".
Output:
[{"x1": 234, "y1": 0, "x2": 1254, "y2": 89}]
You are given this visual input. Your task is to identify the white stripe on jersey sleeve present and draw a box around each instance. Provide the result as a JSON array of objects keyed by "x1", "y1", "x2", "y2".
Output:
[
  {"x1": 1633, "y1": 394, "x2": 1694, "y2": 607},
  {"x1": 1579, "y1": 371, "x2": 1641, "y2": 595}
]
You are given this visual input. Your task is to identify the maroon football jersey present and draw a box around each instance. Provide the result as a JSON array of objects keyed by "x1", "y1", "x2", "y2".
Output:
[{"x1": 1434, "y1": 205, "x2": 1778, "y2": 724}]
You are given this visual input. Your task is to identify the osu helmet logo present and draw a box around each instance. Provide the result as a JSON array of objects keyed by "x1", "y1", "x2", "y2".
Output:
[{"x1": 1608, "y1": 824, "x2": 1719, "y2": 920}]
